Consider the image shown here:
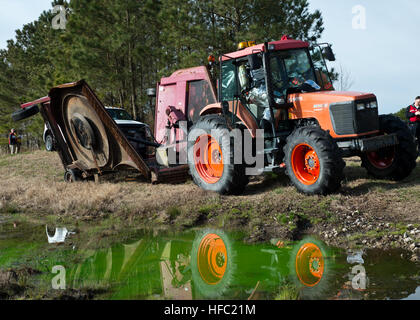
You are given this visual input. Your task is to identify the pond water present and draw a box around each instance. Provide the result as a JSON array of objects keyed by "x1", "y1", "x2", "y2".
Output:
[{"x1": 0, "y1": 219, "x2": 419, "y2": 300}]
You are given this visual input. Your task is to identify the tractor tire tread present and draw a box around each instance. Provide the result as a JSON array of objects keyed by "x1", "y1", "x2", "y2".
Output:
[
  {"x1": 188, "y1": 115, "x2": 248, "y2": 195},
  {"x1": 283, "y1": 126, "x2": 345, "y2": 195}
]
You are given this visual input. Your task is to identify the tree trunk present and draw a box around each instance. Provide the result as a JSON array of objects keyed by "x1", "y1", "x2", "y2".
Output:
[{"x1": 126, "y1": 9, "x2": 138, "y2": 120}]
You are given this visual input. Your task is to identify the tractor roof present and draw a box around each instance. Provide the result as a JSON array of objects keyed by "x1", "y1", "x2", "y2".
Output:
[{"x1": 221, "y1": 39, "x2": 309, "y2": 61}]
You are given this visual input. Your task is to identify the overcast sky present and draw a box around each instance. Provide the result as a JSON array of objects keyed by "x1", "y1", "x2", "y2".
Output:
[
  {"x1": 309, "y1": 0, "x2": 420, "y2": 113},
  {"x1": 0, "y1": 0, "x2": 419, "y2": 114},
  {"x1": 0, "y1": 0, "x2": 52, "y2": 46}
]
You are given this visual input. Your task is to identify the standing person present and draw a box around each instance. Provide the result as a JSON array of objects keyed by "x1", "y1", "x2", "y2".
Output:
[
  {"x1": 406, "y1": 96, "x2": 420, "y2": 150},
  {"x1": 8, "y1": 129, "x2": 18, "y2": 155}
]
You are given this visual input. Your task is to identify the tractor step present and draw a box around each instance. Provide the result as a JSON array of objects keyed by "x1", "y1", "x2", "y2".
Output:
[
  {"x1": 263, "y1": 164, "x2": 286, "y2": 173},
  {"x1": 257, "y1": 148, "x2": 279, "y2": 155},
  {"x1": 151, "y1": 165, "x2": 190, "y2": 184}
]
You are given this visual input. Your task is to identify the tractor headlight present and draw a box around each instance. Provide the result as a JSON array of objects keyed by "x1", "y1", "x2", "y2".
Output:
[{"x1": 356, "y1": 103, "x2": 365, "y2": 111}]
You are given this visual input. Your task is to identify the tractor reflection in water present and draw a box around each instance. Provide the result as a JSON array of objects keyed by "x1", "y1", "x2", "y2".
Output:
[
  {"x1": 45, "y1": 225, "x2": 75, "y2": 244},
  {"x1": 66, "y1": 230, "x2": 346, "y2": 300}
]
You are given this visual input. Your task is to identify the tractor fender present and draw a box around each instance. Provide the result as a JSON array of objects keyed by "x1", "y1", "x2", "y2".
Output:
[{"x1": 200, "y1": 102, "x2": 258, "y2": 138}]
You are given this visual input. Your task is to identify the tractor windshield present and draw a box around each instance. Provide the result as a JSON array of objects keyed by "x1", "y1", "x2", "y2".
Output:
[{"x1": 269, "y1": 49, "x2": 318, "y2": 96}]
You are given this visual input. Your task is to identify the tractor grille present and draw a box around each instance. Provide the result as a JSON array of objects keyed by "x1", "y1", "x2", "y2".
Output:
[
  {"x1": 329, "y1": 99, "x2": 379, "y2": 135},
  {"x1": 329, "y1": 101, "x2": 355, "y2": 135}
]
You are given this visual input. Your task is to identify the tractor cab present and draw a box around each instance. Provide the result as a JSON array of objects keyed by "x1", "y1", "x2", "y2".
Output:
[
  {"x1": 217, "y1": 37, "x2": 335, "y2": 168},
  {"x1": 219, "y1": 37, "x2": 334, "y2": 134}
]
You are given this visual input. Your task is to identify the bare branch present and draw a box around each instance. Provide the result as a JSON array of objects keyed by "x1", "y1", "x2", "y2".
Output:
[{"x1": 336, "y1": 64, "x2": 355, "y2": 91}]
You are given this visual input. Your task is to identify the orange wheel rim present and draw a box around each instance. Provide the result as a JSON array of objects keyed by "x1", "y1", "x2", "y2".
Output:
[
  {"x1": 367, "y1": 147, "x2": 395, "y2": 169},
  {"x1": 291, "y1": 144, "x2": 320, "y2": 185},
  {"x1": 194, "y1": 135, "x2": 224, "y2": 184},
  {"x1": 295, "y1": 243, "x2": 324, "y2": 287},
  {"x1": 197, "y1": 234, "x2": 227, "y2": 285}
]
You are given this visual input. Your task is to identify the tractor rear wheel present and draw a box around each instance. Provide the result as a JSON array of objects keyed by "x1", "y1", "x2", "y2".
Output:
[
  {"x1": 187, "y1": 115, "x2": 248, "y2": 195},
  {"x1": 284, "y1": 126, "x2": 345, "y2": 195},
  {"x1": 361, "y1": 115, "x2": 417, "y2": 181}
]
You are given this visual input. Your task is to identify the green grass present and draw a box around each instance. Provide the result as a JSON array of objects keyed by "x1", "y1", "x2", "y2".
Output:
[
  {"x1": 230, "y1": 208, "x2": 241, "y2": 215},
  {"x1": 348, "y1": 225, "x2": 407, "y2": 242},
  {"x1": 198, "y1": 203, "x2": 222, "y2": 217},
  {"x1": 273, "y1": 188, "x2": 284, "y2": 195},
  {"x1": 0, "y1": 159, "x2": 9, "y2": 167},
  {"x1": 0, "y1": 203, "x2": 19, "y2": 214},
  {"x1": 310, "y1": 217, "x2": 323, "y2": 225},
  {"x1": 166, "y1": 206, "x2": 182, "y2": 220},
  {"x1": 276, "y1": 213, "x2": 291, "y2": 225},
  {"x1": 274, "y1": 283, "x2": 300, "y2": 300}
]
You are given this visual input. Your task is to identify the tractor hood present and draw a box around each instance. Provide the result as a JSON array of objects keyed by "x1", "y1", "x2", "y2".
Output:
[
  {"x1": 288, "y1": 90, "x2": 379, "y2": 138},
  {"x1": 288, "y1": 91, "x2": 377, "y2": 105}
]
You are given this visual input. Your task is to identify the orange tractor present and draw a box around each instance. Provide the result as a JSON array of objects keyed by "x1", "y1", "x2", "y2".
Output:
[{"x1": 155, "y1": 36, "x2": 417, "y2": 195}]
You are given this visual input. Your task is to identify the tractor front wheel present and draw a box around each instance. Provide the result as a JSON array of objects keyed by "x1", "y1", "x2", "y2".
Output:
[
  {"x1": 361, "y1": 115, "x2": 417, "y2": 181},
  {"x1": 187, "y1": 115, "x2": 248, "y2": 195},
  {"x1": 190, "y1": 230, "x2": 235, "y2": 298},
  {"x1": 284, "y1": 126, "x2": 345, "y2": 195}
]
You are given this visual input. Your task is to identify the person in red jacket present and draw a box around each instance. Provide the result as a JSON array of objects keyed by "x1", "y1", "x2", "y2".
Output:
[
  {"x1": 407, "y1": 96, "x2": 420, "y2": 149},
  {"x1": 8, "y1": 128, "x2": 18, "y2": 154}
]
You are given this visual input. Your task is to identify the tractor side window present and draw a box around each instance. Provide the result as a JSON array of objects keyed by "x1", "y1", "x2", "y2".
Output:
[
  {"x1": 310, "y1": 47, "x2": 334, "y2": 90},
  {"x1": 187, "y1": 80, "x2": 216, "y2": 123},
  {"x1": 221, "y1": 60, "x2": 237, "y2": 101}
]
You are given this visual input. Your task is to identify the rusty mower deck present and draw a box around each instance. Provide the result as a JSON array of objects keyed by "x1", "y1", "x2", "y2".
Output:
[{"x1": 13, "y1": 80, "x2": 189, "y2": 184}]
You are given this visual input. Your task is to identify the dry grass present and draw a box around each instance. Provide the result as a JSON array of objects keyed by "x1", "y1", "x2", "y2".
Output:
[
  {"x1": 0, "y1": 151, "x2": 419, "y2": 244},
  {"x1": 0, "y1": 151, "x2": 217, "y2": 221}
]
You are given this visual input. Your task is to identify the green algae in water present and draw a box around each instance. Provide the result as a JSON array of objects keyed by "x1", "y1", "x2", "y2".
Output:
[{"x1": 0, "y1": 221, "x2": 419, "y2": 300}]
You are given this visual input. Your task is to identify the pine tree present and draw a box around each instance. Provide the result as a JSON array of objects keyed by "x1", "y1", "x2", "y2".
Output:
[{"x1": 0, "y1": 5, "x2": 64, "y2": 148}]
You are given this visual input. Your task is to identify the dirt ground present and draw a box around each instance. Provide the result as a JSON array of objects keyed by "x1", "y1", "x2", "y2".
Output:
[{"x1": 0, "y1": 150, "x2": 419, "y2": 256}]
